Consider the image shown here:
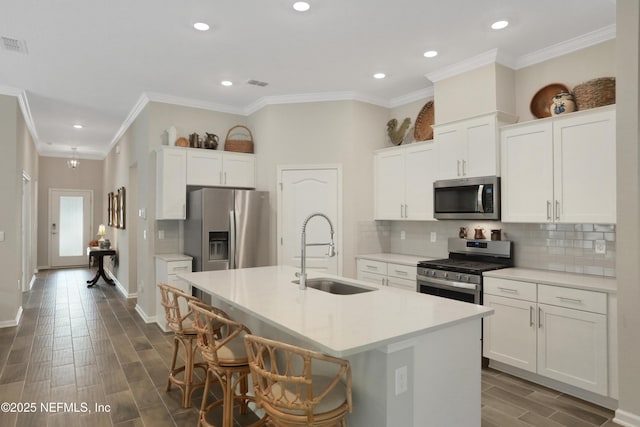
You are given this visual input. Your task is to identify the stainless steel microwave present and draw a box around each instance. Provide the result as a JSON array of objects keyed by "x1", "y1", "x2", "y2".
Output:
[{"x1": 433, "y1": 176, "x2": 500, "y2": 220}]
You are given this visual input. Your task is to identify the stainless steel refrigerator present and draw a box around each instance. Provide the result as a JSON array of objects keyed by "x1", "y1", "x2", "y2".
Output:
[{"x1": 184, "y1": 188, "x2": 270, "y2": 272}]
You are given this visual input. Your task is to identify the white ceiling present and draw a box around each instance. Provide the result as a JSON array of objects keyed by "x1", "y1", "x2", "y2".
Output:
[{"x1": 0, "y1": 0, "x2": 616, "y2": 160}]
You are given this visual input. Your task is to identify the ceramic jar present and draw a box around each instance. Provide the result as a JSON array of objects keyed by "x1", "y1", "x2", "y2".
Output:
[{"x1": 550, "y1": 92, "x2": 576, "y2": 116}]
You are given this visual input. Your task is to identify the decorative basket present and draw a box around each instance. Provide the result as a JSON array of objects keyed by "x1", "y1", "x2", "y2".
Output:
[
  {"x1": 573, "y1": 77, "x2": 616, "y2": 111},
  {"x1": 224, "y1": 125, "x2": 254, "y2": 153}
]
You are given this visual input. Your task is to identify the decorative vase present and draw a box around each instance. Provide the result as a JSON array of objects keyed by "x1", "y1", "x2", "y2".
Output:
[{"x1": 550, "y1": 92, "x2": 576, "y2": 116}]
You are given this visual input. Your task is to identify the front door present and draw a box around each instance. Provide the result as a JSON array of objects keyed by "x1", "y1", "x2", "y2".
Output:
[
  {"x1": 278, "y1": 166, "x2": 341, "y2": 275},
  {"x1": 50, "y1": 189, "x2": 93, "y2": 267}
]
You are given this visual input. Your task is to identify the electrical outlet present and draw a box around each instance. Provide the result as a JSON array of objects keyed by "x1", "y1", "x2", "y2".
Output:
[
  {"x1": 400, "y1": 230, "x2": 406, "y2": 240},
  {"x1": 430, "y1": 231, "x2": 437, "y2": 242},
  {"x1": 595, "y1": 239, "x2": 606, "y2": 254},
  {"x1": 158, "y1": 230, "x2": 165, "y2": 240},
  {"x1": 395, "y1": 366, "x2": 408, "y2": 395}
]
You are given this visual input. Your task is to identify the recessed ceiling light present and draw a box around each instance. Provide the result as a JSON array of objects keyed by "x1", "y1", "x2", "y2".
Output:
[
  {"x1": 193, "y1": 22, "x2": 210, "y2": 31},
  {"x1": 423, "y1": 50, "x2": 438, "y2": 58},
  {"x1": 293, "y1": 2, "x2": 310, "y2": 12},
  {"x1": 221, "y1": 80, "x2": 233, "y2": 87},
  {"x1": 73, "y1": 124, "x2": 83, "y2": 129},
  {"x1": 491, "y1": 20, "x2": 509, "y2": 30},
  {"x1": 373, "y1": 73, "x2": 386, "y2": 79}
]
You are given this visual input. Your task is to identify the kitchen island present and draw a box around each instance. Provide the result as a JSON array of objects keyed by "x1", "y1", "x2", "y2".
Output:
[{"x1": 178, "y1": 265, "x2": 493, "y2": 427}]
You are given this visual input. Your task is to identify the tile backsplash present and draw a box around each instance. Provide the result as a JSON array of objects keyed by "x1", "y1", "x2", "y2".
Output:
[{"x1": 357, "y1": 221, "x2": 616, "y2": 277}]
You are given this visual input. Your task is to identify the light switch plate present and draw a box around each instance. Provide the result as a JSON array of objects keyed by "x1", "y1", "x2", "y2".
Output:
[
  {"x1": 395, "y1": 366, "x2": 408, "y2": 395},
  {"x1": 430, "y1": 231, "x2": 437, "y2": 243},
  {"x1": 400, "y1": 230, "x2": 405, "y2": 240},
  {"x1": 595, "y1": 239, "x2": 606, "y2": 254}
]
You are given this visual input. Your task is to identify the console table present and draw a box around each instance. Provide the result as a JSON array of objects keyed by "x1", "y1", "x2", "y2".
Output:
[{"x1": 87, "y1": 247, "x2": 116, "y2": 288}]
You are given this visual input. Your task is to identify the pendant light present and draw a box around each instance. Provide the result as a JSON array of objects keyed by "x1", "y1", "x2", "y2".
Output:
[{"x1": 67, "y1": 147, "x2": 80, "y2": 169}]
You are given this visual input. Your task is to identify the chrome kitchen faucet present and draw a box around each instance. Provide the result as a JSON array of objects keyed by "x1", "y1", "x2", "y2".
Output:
[{"x1": 298, "y1": 213, "x2": 336, "y2": 290}]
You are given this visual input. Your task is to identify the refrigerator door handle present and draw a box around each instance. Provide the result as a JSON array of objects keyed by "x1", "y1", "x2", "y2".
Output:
[{"x1": 229, "y1": 210, "x2": 236, "y2": 269}]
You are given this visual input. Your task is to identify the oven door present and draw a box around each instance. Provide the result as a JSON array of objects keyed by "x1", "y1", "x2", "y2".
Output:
[{"x1": 417, "y1": 275, "x2": 481, "y2": 304}]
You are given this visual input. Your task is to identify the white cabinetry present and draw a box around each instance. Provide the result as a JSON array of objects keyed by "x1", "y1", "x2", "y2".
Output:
[
  {"x1": 156, "y1": 147, "x2": 256, "y2": 219},
  {"x1": 155, "y1": 255, "x2": 193, "y2": 332},
  {"x1": 484, "y1": 277, "x2": 609, "y2": 396},
  {"x1": 156, "y1": 147, "x2": 187, "y2": 219},
  {"x1": 186, "y1": 150, "x2": 255, "y2": 188},
  {"x1": 356, "y1": 258, "x2": 417, "y2": 292},
  {"x1": 374, "y1": 141, "x2": 438, "y2": 220},
  {"x1": 433, "y1": 112, "x2": 516, "y2": 180},
  {"x1": 501, "y1": 106, "x2": 616, "y2": 223}
]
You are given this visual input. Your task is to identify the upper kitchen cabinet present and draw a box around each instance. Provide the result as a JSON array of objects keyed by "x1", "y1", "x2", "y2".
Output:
[
  {"x1": 374, "y1": 140, "x2": 438, "y2": 220},
  {"x1": 433, "y1": 112, "x2": 517, "y2": 180},
  {"x1": 501, "y1": 106, "x2": 616, "y2": 223},
  {"x1": 156, "y1": 146, "x2": 256, "y2": 220},
  {"x1": 187, "y1": 150, "x2": 255, "y2": 188},
  {"x1": 156, "y1": 147, "x2": 187, "y2": 219}
]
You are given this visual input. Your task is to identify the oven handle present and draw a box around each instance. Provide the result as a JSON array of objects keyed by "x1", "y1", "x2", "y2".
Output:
[{"x1": 417, "y1": 276, "x2": 477, "y2": 291}]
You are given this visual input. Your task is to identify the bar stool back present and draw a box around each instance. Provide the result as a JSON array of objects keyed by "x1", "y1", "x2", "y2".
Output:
[
  {"x1": 157, "y1": 283, "x2": 208, "y2": 408},
  {"x1": 244, "y1": 334, "x2": 352, "y2": 427},
  {"x1": 189, "y1": 301, "x2": 266, "y2": 427}
]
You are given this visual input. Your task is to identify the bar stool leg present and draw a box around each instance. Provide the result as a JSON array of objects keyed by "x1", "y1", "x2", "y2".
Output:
[{"x1": 167, "y1": 336, "x2": 179, "y2": 392}]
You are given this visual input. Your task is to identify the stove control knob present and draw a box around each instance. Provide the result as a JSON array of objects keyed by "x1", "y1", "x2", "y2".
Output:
[
  {"x1": 430, "y1": 270, "x2": 436, "y2": 277},
  {"x1": 462, "y1": 275, "x2": 469, "y2": 282},
  {"x1": 456, "y1": 273, "x2": 462, "y2": 281},
  {"x1": 443, "y1": 272, "x2": 448, "y2": 279}
]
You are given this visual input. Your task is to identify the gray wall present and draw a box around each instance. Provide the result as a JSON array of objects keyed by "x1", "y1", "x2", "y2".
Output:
[
  {"x1": 615, "y1": 0, "x2": 640, "y2": 420},
  {"x1": 36, "y1": 157, "x2": 104, "y2": 268}
]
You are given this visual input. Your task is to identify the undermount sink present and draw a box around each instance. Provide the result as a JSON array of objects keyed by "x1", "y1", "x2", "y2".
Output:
[{"x1": 292, "y1": 278, "x2": 377, "y2": 295}]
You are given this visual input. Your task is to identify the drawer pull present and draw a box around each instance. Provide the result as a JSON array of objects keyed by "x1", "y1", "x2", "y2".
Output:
[
  {"x1": 173, "y1": 266, "x2": 189, "y2": 271},
  {"x1": 366, "y1": 265, "x2": 378, "y2": 270},
  {"x1": 497, "y1": 287, "x2": 518, "y2": 294},
  {"x1": 538, "y1": 307, "x2": 543, "y2": 328},
  {"x1": 556, "y1": 296, "x2": 583, "y2": 304},
  {"x1": 395, "y1": 270, "x2": 408, "y2": 275}
]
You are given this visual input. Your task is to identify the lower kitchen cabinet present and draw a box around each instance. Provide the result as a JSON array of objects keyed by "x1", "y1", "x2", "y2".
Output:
[
  {"x1": 483, "y1": 277, "x2": 610, "y2": 397},
  {"x1": 356, "y1": 257, "x2": 417, "y2": 291},
  {"x1": 155, "y1": 254, "x2": 193, "y2": 332}
]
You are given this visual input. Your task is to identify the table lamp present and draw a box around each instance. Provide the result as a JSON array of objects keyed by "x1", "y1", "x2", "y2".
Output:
[{"x1": 97, "y1": 224, "x2": 108, "y2": 248}]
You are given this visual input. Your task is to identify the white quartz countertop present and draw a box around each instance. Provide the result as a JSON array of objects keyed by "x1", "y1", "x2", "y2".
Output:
[
  {"x1": 178, "y1": 265, "x2": 493, "y2": 357},
  {"x1": 356, "y1": 253, "x2": 434, "y2": 266},
  {"x1": 483, "y1": 268, "x2": 617, "y2": 294}
]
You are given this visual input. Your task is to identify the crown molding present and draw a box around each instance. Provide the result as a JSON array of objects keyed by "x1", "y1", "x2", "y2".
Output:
[
  {"x1": 389, "y1": 87, "x2": 434, "y2": 108},
  {"x1": 146, "y1": 92, "x2": 246, "y2": 116},
  {"x1": 0, "y1": 86, "x2": 41, "y2": 148},
  {"x1": 38, "y1": 148, "x2": 105, "y2": 160},
  {"x1": 426, "y1": 49, "x2": 507, "y2": 83},
  {"x1": 514, "y1": 24, "x2": 616, "y2": 69},
  {"x1": 244, "y1": 91, "x2": 390, "y2": 115},
  {"x1": 108, "y1": 92, "x2": 151, "y2": 151}
]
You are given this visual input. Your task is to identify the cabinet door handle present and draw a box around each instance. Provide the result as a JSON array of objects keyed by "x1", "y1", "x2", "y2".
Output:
[
  {"x1": 462, "y1": 159, "x2": 467, "y2": 176},
  {"x1": 547, "y1": 201, "x2": 552, "y2": 220},
  {"x1": 555, "y1": 200, "x2": 560, "y2": 220},
  {"x1": 224, "y1": 172, "x2": 227, "y2": 184},
  {"x1": 366, "y1": 265, "x2": 378, "y2": 271},
  {"x1": 395, "y1": 270, "x2": 408, "y2": 275},
  {"x1": 538, "y1": 307, "x2": 543, "y2": 328},
  {"x1": 183, "y1": 204, "x2": 186, "y2": 218},
  {"x1": 497, "y1": 286, "x2": 518, "y2": 294},
  {"x1": 457, "y1": 160, "x2": 461, "y2": 176},
  {"x1": 220, "y1": 172, "x2": 223, "y2": 184},
  {"x1": 556, "y1": 296, "x2": 583, "y2": 304},
  {"x1": 530, "y1": 306, "x2": 534, "y2": 327},
  {"x1": 381, "y1": 278, "x2": 386, "y2": 287},
  {"x1": 404, "y1": 204, "x2": 408, "y2": 218}
]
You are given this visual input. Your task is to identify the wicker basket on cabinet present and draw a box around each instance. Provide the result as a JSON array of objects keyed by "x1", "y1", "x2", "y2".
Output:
[{"x1": 224, "y1": 125, "x2": 254, "y2": 153}]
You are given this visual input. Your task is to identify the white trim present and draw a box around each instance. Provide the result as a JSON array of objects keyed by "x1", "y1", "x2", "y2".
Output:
[
  {"x1": 515, "y1": 24, "x2": 616, "y2": 69},
  {"x1": 389, "y1": 87, "x2": 434, "y2": 108},
  {"x1": 426, "y1": 49, "x2": 504, "y2": 83},
  {"x1": 28, "y1": 275, "x2": 36, "y2": 291},
  {"x1": 105, "y1": 268, "x2": 136, "y2": 299},
  {"x1": 245, "y1": 91, "x2": 389, "y2": 115},
  {"x1": 614, "y1": 409, "x2": 640, "y2": 427},
  {"x1": 38, "y1": 148, "x2": 105, "y2": 160},
  {"x1": 0, "y1": 86, "x2": 39, "y2": 146},
  {"x1": 379, "y1": 338, "x2": 417, "y2": 354},
  {"x1": 0, "y1": 306, "x2": 23, "y2": 328},
  {"x1": 108, "y1": 92, "x2": 151, "y2": 151},
  {"x1": 147, "y1": 92, "x2": 245, "y2": 116},
  {"x1": 134, "y1": 304, "x2": 156, "y2": 324}
]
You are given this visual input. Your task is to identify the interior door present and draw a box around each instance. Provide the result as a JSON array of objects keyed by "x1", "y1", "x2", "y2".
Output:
[
  {"x1": 278, "y1": 167, "x2": 341, "y2": 275},
  {"x1": 50, "y1": 189, "x2": 93, "y2": 267}
]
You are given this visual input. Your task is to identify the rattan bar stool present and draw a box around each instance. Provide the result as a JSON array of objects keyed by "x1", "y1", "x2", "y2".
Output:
[
  {"x1": 157, "y1": 283, "x2": 208, "y2": 408},
  {"x1": 189, "y1": 300, "x2": 266, "y2": 427},
  {"x1": 244, "y1": 334, "x2": 352, "y2": 427}
]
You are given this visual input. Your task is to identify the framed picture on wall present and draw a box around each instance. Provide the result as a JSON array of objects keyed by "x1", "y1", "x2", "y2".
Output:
[
  {"x1": 113, "y1": 193, "x2": 120, "y2": 229},
  {"x1": 117, "y1": 186, "x2": 126, "y2": 229},
  {"x1": 107, "y1": 192, "x2": 114, "y2": 226}
]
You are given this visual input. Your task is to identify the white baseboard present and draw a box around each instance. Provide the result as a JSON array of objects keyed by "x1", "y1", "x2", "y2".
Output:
[
  {"x1": 0, "y1": 306, "x2": 23, "y2": 328},
  {"x1": 135, "y1": 304, "x2": 156, "y2": 324},
  {"x1": 28, "y1": 275, "x2": 36, "y2": 291},
  {"x1": 105, "y1": 269, "x2": 137, "y2": 299},
  {"x1": 614, "y1": 409, "x2": 640, "y2": 427}
]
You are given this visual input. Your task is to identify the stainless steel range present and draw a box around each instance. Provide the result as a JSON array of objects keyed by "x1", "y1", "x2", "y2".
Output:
[{"x1": 417, "y1": 238, "x2": 513, "y2": 304}]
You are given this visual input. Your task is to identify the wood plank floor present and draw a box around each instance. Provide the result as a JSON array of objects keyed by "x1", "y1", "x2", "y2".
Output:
[{"x1": 0, "y1": 268, "x2": 622, "y2": 426}]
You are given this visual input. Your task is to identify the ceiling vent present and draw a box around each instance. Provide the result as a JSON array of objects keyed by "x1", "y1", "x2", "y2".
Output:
[
  {"x1": 247, "y1": 79, "x2": 269, "y2": 87},
  {"x1": 1, "y1": 37, "x2": 28, "y2": 54}
]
